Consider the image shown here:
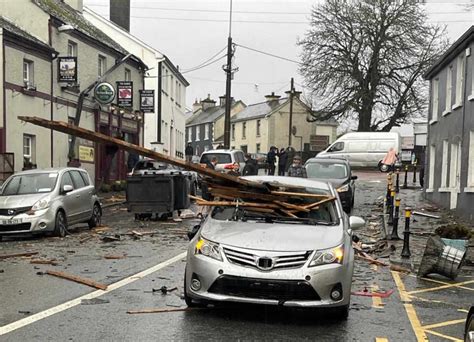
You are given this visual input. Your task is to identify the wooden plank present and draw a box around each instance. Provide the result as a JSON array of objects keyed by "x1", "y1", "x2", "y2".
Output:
[
  {"x1": 46, "y1": 270, "x2": 108, "y2": 290},
  {"x1": 209, "y1": 187, "x2": 288, "y2": 202},
  {"x1": 30, "y1": 259, "x2": 58, "y2": 266},
  {"x1": 270, "y1": 191, "x2": 330, "y2": 199},
  {"x1": 127, "y1": 307, "x2": 198, "y2": 314},
  {"x1": 18, "y1": 116, "x2": 262, "y2": 189},
  {"x1": 0, "y1": 252, "x2": 38, "y2": 260},
  {"x1": 280, "y1": 209, "x2": 298, "y2": 218},
  {"x1": 303, "y1": 196, "x2": 337, "y2": 210},
  {"x1": 195, "y1": 200, "x2": 280, "y2": 209},
  {"x1": 274, "y1": 200, "x2": 310, "y2": 212}
]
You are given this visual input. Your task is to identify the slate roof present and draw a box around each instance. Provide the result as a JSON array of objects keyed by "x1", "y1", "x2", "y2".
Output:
[
  {"x1": 0, "y1": 15, "x2": 55, "y2": 52},
  {"x1": 34, "y1": 0, "x2": 129, "y2": 56},
  {"x1": 231, "y1": 98, "x2": 287, "y2": 123},
  {"x1": 186, "y1": 106, "x2": 225, "y2": 126}
]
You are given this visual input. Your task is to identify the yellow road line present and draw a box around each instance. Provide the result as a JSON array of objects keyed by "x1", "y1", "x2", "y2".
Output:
[
  {"x1": 375, "y1": 338, "x2": 389, "y2": 342},
  {"x1": 371, "y1": 285, "x2": 384, "y2": 308},
  {"x1": 412, "y1": 275, "x2": 474, "y2": 291},
  {"x1": 424, "y1": 329, "x2": 462, "y2": 342},
  {"x1": 391, "y1": 271, "x2": 428, "y2": 341},
  {"x1": 407, "y1": 279, "x2": 474, "y2": 295},
  {"x1": 422, "y1": 318, "x2": 466, "y2": 330}
]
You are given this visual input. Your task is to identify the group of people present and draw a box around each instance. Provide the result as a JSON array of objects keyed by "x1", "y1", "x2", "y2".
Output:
[{"x1": 266, "y1": 146, "x2": 307, "y2": 178}]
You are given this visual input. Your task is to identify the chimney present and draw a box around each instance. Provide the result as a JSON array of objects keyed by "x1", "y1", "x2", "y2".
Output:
[
  {"x1": 110, "y1": 0, "x2": 130, "y2": 32},
  {"x1": 201, "y1": 94, "x2": 216, "y2": 111},
  {"x1": 63, "y1": 0, "x2": 83, "y2": 12},
  {"x1": 192, "y1": 99, "x2": 202, "y2": 113},
  {"x1": 265, "y1": 92, "x2": 281, "y2": 102},
  {"x1": 219, "y1": 95, "x2": 235, "y2": 107}
]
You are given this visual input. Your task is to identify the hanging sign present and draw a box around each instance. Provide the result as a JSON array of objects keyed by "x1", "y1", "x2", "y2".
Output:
[
  {"x1": 117, "y1": 81, "x2": 133, "y2": 107},
  {"x1": 58, "y1": 57, "x2": 77, "y2": 82},
  {"x1": 139, "y1": 90, "x2": 154, "y2": 113},
  {"x1": 94, "y1": 82, "x2": 115, "y2": 105}
]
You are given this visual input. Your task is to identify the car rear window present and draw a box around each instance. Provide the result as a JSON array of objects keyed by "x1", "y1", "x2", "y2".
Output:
[
  {"x1": 306, "y1": 162, "x2": 348, "y2": 179},
  {"x1": 200, "y1": 153, "x2": 232, "y2": 164}
]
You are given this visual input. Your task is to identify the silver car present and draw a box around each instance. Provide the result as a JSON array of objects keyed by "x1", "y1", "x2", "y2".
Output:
[
  {"x1": 184, "y1": 176, "x2": 365, "y2": 318},
  {"x1": 0, "y1": 168, "x2": 101, "y2": 239}
]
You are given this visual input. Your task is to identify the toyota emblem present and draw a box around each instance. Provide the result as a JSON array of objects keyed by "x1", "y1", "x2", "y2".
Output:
[{"x1": 256, "y1": 257, "x2": 274, "y2": 270}]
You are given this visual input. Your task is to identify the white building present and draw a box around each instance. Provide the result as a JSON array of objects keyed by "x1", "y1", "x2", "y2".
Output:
[{"x1": 84, "y1": 7, "x2": 189, "y2": 159}]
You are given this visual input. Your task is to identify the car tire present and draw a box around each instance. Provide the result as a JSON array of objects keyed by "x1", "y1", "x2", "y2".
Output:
[
  {"x1": 378, "y1": 161, "x2": 389, "y2": 172},
  {"x1": 53, "y1": 211, "x2": 67, "y2": 237},
  {"x1": 88, "y1": 203, "x2": 102, "y2": 229}
]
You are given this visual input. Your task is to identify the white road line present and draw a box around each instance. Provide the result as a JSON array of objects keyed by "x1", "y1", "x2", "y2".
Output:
[{"x1": 0, "y1": 251, "x2": 187, "y2": 336}]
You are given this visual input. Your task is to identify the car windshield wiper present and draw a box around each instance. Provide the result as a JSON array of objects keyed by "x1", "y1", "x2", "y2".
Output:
[{"x1": 238, "y1": 210, "x2": 333, "y2": 226}]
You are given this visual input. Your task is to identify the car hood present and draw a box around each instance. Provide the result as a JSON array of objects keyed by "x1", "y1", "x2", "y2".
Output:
[
  {"x1": 0, "y1": 193, "x2": 48, "y2": 208},
  {"x1": 201, "y1": 219, "x2": 344, "y2": 252},
  {"x1": 307, "y1": 178, "x2": 346, "y2": 188}
]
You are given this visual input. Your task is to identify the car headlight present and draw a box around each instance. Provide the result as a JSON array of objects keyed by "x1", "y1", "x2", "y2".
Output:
[
  {"x1": 31, "y1": 197, "x2": 51, "y2": 211},
  {"x1": 337, "y1": 184, "x2": 350, "y2": 192},
  {"x1": 195, "y1": 237, "x2": 222, "y2": 261},
  {"x1": 309, "y1": 245, "x2": 344, "y2": 267}
]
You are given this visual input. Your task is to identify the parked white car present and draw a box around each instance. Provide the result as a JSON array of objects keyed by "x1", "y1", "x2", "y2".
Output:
[{"x1": 200, "y1": 150, "x2": 246, "y2": 175}]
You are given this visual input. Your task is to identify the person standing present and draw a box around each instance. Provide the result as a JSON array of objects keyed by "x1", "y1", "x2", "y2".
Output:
[
  {"x1": 285, "y1": 147, "x2": 295, "y2": 172},
  {"x1": 277, "y1": 148, "x2": 288, "y2": 176},
  {"x1": 267, "y1": 147, "x2": 277, "y2": 175},
  {"x1": 382, "y1": 147, "x2": 398, "y2": 172},
  {"x1": 201, "y1": 156, "x2": 218, "y2": 201},
  {"x1": 185, "y1": 143, "x2": 194, "y2": 163},
  {"x1": 243, "y1": 153, "x2": 258, "y2": 176},
  {"x1": 287, "y1": 155, "x2": 307, "y2": 178}
]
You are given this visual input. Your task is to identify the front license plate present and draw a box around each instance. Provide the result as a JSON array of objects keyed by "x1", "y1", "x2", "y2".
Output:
[{"x1": 1, "y1": 218, "x2": 22, "y2": 225}]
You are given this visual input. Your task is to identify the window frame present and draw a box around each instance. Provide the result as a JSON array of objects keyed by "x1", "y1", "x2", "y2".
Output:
[
  {"x1": 242, "y1": 122, "x2": 247, "y2": 139},
  {"x1": 23, "y1": 59, "x2": 34, "y2": 85},
  {"x1": 124, "y1": 68, "x2": 131, "y2": 81},
  {"x1": 98, "y1": 55, "x2": 107, "y2": 77},
  {"x1": 431, "y1": 78, "x2": 439, "y2": 123},
  {"x1": 67, "y1": 40, "x2": 77, "y2": 57},
  {"x1": 256, "y1": 120, "x2": 261, "y2": 136}
]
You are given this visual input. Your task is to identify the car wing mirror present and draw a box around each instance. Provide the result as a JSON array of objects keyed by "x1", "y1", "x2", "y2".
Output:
[
  {"x1": 351, "y1": 175, "x2": 358, "y2": 180},
  {"x1": 187, "y1": 224, "x2": 201, "y2": 241},
  {"x1": 349, "y1": 216, "x2": 365, "y2": 230},
  {"x1": 62, "y1": 185, "x2": 73, "y2": 194}
]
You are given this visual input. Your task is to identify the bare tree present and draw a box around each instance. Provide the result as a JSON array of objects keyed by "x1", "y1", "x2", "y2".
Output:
[{"x1": 298, "y1": 0, "x2": 448, "y2": 131}]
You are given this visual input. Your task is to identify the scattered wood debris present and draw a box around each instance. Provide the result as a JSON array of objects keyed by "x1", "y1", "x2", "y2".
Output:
[
  {"x1": 352, "y1": 289, "x2": 394, "y2": 298},
  {"x1": 104, "y1": 254, "x2": 127, "y2": 260},
  {"x1": 0, "y1": 252, "x2": 38, "y2": 260},
  {"x1": 79, "y1": 235, "x2": 95, "y2": 244},
  {"x1": 127, "y1": 307, "x2": 199, "y2": 314},
  {"x1": 30, "y1": 259, "x2": 58, "y2": 266},
  {"x1": 413, "y1": 211, "x2": 441, "y2": 219},
  {"x1": 45, "y1": 270, "x2": 108, "y2": 290}
]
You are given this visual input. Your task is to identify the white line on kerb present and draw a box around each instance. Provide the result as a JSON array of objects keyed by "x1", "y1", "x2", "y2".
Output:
[{"x1": 0, "y1": 251, "x2": 187, "y2": 336}]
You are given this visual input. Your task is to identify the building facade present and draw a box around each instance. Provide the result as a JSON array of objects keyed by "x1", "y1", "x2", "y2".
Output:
[{"x1": 424, "y1": 26, "x2": 474, "y2": 220}]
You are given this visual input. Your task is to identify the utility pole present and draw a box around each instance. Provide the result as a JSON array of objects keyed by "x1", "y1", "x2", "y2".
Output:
[
  {"x1": 288, "y1": 77, "x2": 294, "y2": 147},
  {"x1": 223, "y1": 0, "x2": 233, "y2": 149}
]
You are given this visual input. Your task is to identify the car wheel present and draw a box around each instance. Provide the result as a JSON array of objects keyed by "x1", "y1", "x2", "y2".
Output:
[
  {"x1": 351, "y1": 194, "x2": 355, "y2": 208},
  {"x1": 331, "y1": 303, "x2": 349, "y2": 320},
  {"x1": 378, "y1": 161, "x2": 389, "y2": 172},
  {"x1": 88, "y1": 203, "x2": 102, "y2": 229},
  {"x1": 466, "y1": 311, "x2": 474, "y2": 342},
  {"x1": 53, "y1": 211, "x2": 67, "y2": 237}
]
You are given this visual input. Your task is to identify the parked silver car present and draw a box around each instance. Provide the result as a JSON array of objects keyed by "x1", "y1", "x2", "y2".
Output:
[
  {"x1": 0, "y1": 168, "x2": 101, "y2": 239},
  {"x1": 184, "y1": 176, "x2": 365, "y2": 318}
]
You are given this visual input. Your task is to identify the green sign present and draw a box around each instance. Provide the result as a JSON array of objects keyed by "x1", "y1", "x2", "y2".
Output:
[{"x1": 94, "y1": 82, "x2": 115, "y2": 105}]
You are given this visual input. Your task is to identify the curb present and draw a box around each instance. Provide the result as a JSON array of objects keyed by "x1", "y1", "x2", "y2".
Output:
[{"x1": 101, "y1": 201, "x2": 127, "y2": 209}]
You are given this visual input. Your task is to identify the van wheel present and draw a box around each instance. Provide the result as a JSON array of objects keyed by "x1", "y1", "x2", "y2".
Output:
[
  {"x1": 378, "y1": 161, "x2": 389, "y2": 172},
  {"x1": 53, "y1": 211, "x2": 67, "y2": 237},
  {"x1": 88, "y1": 203, "x2": 102, "y2": 228}
]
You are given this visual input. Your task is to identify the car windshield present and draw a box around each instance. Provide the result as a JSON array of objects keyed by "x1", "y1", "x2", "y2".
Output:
[
  {"x1": 306, "y1": 162, "x2": 348, "y2": 179},
  {"x1": 200, "y1": 153, "x2": 231, "y2": 164},
  {"x1": 1, "y1": 173, "x2": 58, "y2": 195}
]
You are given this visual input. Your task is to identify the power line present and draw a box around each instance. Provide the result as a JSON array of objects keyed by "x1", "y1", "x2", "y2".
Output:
[
  {"x1": 235, "y1": 43, "x2": 302, "y2": 65},
  {"x1": 127, "y1": 16, "x2": 308, "y2": 24},
  {"x1": 180, "y1": 55, "x2": 227, "y2": 74},
  {"x1": 180, "y1": 46, "x2": 227, "y2": 72}
]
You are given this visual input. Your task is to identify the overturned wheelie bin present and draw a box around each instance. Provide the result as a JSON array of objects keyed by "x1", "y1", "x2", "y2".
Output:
[{"x1": 126, "y1": 171, "x2": 190, "y2": 220}]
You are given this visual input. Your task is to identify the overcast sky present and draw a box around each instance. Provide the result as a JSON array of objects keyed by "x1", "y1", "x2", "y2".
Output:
[{"x1": 84, "y1": 0, "x2": 473, "y2": 111}]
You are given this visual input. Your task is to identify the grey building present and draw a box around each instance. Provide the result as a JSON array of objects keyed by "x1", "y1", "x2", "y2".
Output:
[{"x1": 424, "y1": 26, "x2": 474, "y2": 220}]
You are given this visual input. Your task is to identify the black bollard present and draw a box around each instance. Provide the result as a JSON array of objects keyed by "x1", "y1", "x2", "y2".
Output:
[
  {"x1": 403, "y1": 165, "x2": 408, "y2": 189},
  {"x1": 390, "y1": 198, "x2": 401, "y2": 240},
  {"x1": 395, "y1": 169, "x2": 400, "y2": 193},
  {"x1": 401, "y1": 208, "x2": 412, "y2": 258},
  {"x1": 385, "y1": 182, "x2": 393, "y2": 214},
  {"x1": 412, "y1": 161, "x2": 417, "y2": 184},
  {"x1": 388, "y1": 190, "x2": 395, "y2": 226}
]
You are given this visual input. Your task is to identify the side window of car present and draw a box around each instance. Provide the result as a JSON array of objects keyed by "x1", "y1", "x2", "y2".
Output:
[
  {"x1": 70, "y1": 170, "x2": 86, "y2": 189},
  {"x1": 80, "y1": 171, "x2": 90, "y2": 186},
  {"x1": 61, "y1": 172, "x2": 75, "y2": 189},
  {"x1": 330, "y1": 142, "x2": 344, "y2": 152}
]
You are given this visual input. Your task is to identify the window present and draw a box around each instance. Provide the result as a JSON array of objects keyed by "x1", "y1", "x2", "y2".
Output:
[
  {"x1": 205, "y1": 124, "x2": 210, "y2": 140},
  {"x1": 455, "y1": 55, "x2": 465, "y2": 106},
  {"x1": 256, "y1": 120, "x2": 261, "y2": 136},
  {"x1": 196, "y1": 125, "x2": 200, "y2": 141},
  {"x1": 23, "y1": 59, "x2": 34, "y2": 85},
  {"x1": 242, "y1": 122, "x2": 247, "y2": 139},
  {"x1": 23, "y1": 134, "x2": 35, "y2": 167},
  {"x1": 164, "y1": 68, "x2": 169, "y2": 93},
  {"x1": 80, "y1": 171, "x2": 90, "y2": 186},
  {"x1": 231, "y1": 124, "x2": 235, "y2": 140},
  {"x1": 441, "y1": 140, "x2": 448, "y2": 188},
  {"x1": 175, "y1": 80, "x2": 179, "y2": 103},
  {"x1": 449, "y1": 143, "x2": 461, "y2": 188},
  {"x1": 67, "y1": 41, "x2": 77, "y2": 57},
  {"x1": 431, "y1": 78, "x2": 439, "y2": 122},
  {"x1": 98, "y1": 55, "x2": 106, "y2": 76},
  {"x1": 428, "y1": 144, "x2": 435, "y2": 190},
  {"x1": 445, "y1": 66, "x2": 452, "y2": 114},
  {"x1": 70, "y1": 170, "x2": 86, "y2": 189},
  {"x1": 329, "y1": 142, "x2": 344, "y2": 152},
  {"x1": 187, "y1": 127, "x2": 192, "y2": 142},
  {"x1": 468, "y1": 131, "x2": 474, "y2": 187},
  {"x1": 256, "y1": 143, "x2": 261, "y2": 153},
  {"x1": 61, "y1": 172, "x2": 74, "y2": 189},
  {"x1": 125, "y1": 68, "x2": 131, "y2": 81},
  {"x1": 170, "y1": 76, "x2": 174, "y2": 99}
]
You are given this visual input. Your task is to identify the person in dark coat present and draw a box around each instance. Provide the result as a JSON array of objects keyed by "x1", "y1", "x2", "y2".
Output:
[
  {"x1": 285, "y1": 147, "x2": 295, "y2": 172},
  {"x1": 277, "y1": 148, "x2": 288, "y2": 176},
  {"x1": 243, "y1": 154, "x2": 258, "y2": 176},
  {"x1": 201, "y1": 156, "x2": 218, "y2": 201},
  {"x1": 185, "y1": 143, "x2": 194, "y2": 162},
  {"x1": 267, "y1": 147, "x2": 277, "y2": 175}
]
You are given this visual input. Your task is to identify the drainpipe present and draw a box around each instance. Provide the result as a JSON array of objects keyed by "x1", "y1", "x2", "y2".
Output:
[{"x1": 157, "y1": 59, "x2": 163, "y2": 144}]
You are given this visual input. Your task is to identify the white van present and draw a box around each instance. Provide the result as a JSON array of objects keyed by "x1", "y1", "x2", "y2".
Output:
[{"x1": 317, "y1": 132, "x2": 401, "y2": 168}]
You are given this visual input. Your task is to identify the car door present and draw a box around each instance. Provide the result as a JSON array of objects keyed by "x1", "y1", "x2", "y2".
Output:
[
  {"x1": 59, "y1": 171, "x2": 80, "y2": 224},
  {"x1": 69, "y1": 170, "x2": 90, "y2": 222},
  {"x1": 79, "y1": 170, "x2": 94, "y2": 219}
]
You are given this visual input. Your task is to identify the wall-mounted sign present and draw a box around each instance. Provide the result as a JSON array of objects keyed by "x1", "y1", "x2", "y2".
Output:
[
  {"x1": 139, "y1": 90, "x2": 154, "y2": 113},
  {"x1": 94, "y1": 82, "x2": 115, "y2": 105},
  {"x1": 79, "y1": 145, "x2": 94, "y2": 163},
  {"x1": 117, "y1": 81, "x2": 133, "y2": 107},
  {"x1": 58, "y1": 57, "x2": 77, "y2": 82}
]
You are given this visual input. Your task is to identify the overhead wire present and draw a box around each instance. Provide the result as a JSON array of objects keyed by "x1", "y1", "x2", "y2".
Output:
[
  {"x1": 180, "y1": 46, "x2": 227, "y2": 72},
  {"x1": 235, "y1": 43, "x2": 302, "y2": 65}
]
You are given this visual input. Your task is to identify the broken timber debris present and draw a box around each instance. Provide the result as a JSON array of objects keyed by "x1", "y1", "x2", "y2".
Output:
[
  {"x1": 0, "y1": 252, "x2": 38, "y2": 260},
  {"x1": 30, "y1": 259, "x2": 58, "y2": 266},
  {"x1": 127, "y1": 307, "x2": 199, "y2": 314},
  {"x1": 45, "y1": 270, "x2": 108, "y2": 290}
]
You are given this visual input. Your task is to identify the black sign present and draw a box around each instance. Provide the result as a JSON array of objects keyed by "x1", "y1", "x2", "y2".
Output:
[
  {"x1": 117, "y1": 81, "x2": 133, "y2": 107},
  {"x1": 139, "y1": 90, "x2": 154, "y2": 113},
  {"x1": 58, "y1": 57, "x2": 77, "y2": 82}
]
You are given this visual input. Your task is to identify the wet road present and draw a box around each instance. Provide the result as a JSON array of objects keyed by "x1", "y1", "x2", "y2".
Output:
[{"x1": 0, "y1": 171, "x2": 471, "y2": 341}]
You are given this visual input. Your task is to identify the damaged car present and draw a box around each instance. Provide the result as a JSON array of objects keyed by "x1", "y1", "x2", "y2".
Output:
[{"x1": 184, "y1": 176, "x2": 365, "y2": 318}]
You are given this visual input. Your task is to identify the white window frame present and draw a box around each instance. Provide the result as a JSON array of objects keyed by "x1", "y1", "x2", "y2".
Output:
[
  {"x1": 453, "y1": 55, "x2": 464, "y2": 109},
  {"x1": 204, "y1": 124, "x2": 210, "y2": 140},
  {"x1": 427, "y1": 144, "x2": 436, "y2": 192},
  {"x1": 196, "y1": 125, "x2": 200, "y2": 141},
  {"x1": 256, "y1": 120, "x2": 261, "y2": 136},
  {"x1": 242, "y1": 122, "x2": 246, "y2": 139},
  {"x1": 430, "y1": 78, "x2": 439, "y2": 124},
  {"x1": 67, "y1": 41, "x2": 77, "y2": 57},
  {"x1": 443, "y1": 66, "x2": 452, "y2": 116},
  {"x1": 170, "y1": 75, "x2": 174, "y2": 100},
  {"x1": 449, "y1": 143, "x2": 460, "y2": 188},
  {"x1": 23, "y1": 134, "x2": 35, "y2": 165},
  {"x1": 187, "y1": 127, "x2": 192, "y2": 142},
  {"x1": 231, "y1": 124, "x2": 235, "y2": 141},
  {"x1": 439, "y1": 140, "x2": 449, "y2": 191},
  {"x1": 98, "y1": 55, "x2": 106, "y2": 77},
  {"x1": 256, "y1": 143, "x2": 261, "y2": 153},
  {"x1": 23, "y1": 59, "x2": 34, "y2": 85},
  {"x1": 466, "y1": 131, "x2": 474, "y2": 191},
  {"x1": 124, "y1": 68, "x2": 131, "y2": 81}
]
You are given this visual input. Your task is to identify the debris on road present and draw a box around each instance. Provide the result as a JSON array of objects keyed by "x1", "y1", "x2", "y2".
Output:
[
  {"x1": 30, "y1": 259, "x2": 59, "y2": 266},
  {"x1": 79, "y1": 235, "x2": 95, "y2": 244},
  {"x1": 101, "y1": 234, "x2": 121, "y2": 242},
  {"x1": 94, "y1": 226, "x2": 112, "y2": 233},
  {"x1": 45, "y1": 270, "x2": 108, "y2": 290},
  {"x1": 412, "y1": 211, "x2": 441, "y2": 219},
  {"x1": 104, "y1": 254, "x2": 127, "y2": 260},
  {"x1": 352, "y1": 289, "x2": 394, "y2": 298},
  {"x1": 390, "y1": 264, "x2": 411, "y2": 273},
  {"x1": 18, "y1": 310, "x2": 32, "y2": 315},
  {"x1": 81, "y1": 298, "x2": 110, "y2": 305},
  {"x1": 127, "y1": 307, "x2": 199, "y2": 314},
  {"x1": 434, "y1": 224, "x2": 472, "y2": 239},
  {"x1": 0, "y1": 252, "x2": 38, "y2": 260},
  {"x1": 153, "y1": 286, "x2": 178, "y2": 294},
  {"x1": 179, "y1": 209, "x2": 196, "y2": 219}
]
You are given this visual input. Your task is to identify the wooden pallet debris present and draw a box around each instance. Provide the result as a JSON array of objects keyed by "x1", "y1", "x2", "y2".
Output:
[{"x1": 0, "y1": 252, "x2": 38, "y2": 260}]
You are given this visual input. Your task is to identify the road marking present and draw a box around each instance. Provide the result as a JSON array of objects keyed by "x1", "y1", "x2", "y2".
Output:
[
  {"x1": 424, "y1": 329, "x2": 463, "y2": 342},
  {"x1": 391, "y1": 271, "x2": 428, "y2": 341},
  {"x1": 0, "y1": 251, "x2": 187, "y2": 336},
  {"x1": 422, "y1": 319, "x2": 466, "y2": 330},
  {"x1": 375, "y1": 338, "x2": 389, "y2": 342},
  {"x1": 371, "y1": 285, "x2": 384, "y2": 308},
  {"x1": 407, "y1": 279, "x2": 474, "y2": 295}
]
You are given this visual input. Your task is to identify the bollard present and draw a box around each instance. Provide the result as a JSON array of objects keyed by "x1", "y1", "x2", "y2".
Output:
[
  {"x1": 390, "y1": 198, "x2": 401, "y2": 240},
  {"x1": 385, "y1": 182, "x2": 393, "y2": 214},
  {"x1": 412, "y1": 161, "x2": 417, "y2": 184},
  {"x1": 403, "y1": 165, "x2": 408, "y2": 189},
  {"x1": 401, "y1": 208, "x2": 412, "y2": 258},
  {"x1": 388, "y1": 190, "x2": 395, "y2": 226},
  {"x1": 395, "y1": 169, "x2": 400, "y2": 193}
]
